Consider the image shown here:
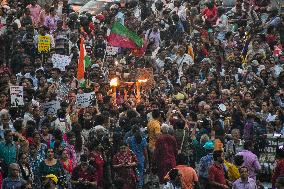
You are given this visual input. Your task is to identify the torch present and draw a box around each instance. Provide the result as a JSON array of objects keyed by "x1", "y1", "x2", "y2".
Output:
[
  {"x1": 110, "y1": 78, "x2": 118, "y2": 105},
  {"x1": 136, "y1": 79, "x2": 147, "y2": 104}
]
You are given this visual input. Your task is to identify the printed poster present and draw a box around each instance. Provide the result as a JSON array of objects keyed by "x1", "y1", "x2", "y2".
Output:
[{"x1": 10, "y1": 86, "x2": 24, "y2": 107}]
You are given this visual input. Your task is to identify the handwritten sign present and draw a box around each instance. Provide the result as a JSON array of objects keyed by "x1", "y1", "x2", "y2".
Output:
[
  {"x1": 51, "y1": 54, "x2": 72, "y2": 71},
  {"x1": 106, "y1": 46, "x2": 119, "y2": 56},
  {"x1": 42, "y1": 100, "x2": 60, "y2": 115},
  {"x1": 38, "y1": 35, "x2": 51, "y2": 53},
  {"x1": 10, "y1": 86, "x2": 24, "y2": 107},
  {"x1": 76, "y1": 92, "x2": 96, "y2": 108}
]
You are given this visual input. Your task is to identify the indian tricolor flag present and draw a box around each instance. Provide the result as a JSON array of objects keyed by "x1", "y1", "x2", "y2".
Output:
[
  {"x1": 77, "y1": 37, "x2": 91, "y2": 82},
  {"x1": 107, "y1": 22, "x2": 143, "y2": 49}
]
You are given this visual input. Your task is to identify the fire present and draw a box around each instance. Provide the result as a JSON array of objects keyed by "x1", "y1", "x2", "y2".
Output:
[
  {"x1": 138, "y1": 79, "x2": 148, "y2": 83},
  {"x1": 110, "y1": 78, "x2": 118, "y2": 87}
]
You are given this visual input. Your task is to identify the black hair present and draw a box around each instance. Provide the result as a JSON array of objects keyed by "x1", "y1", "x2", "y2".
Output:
[
  {"x1": 152, "y1": 109, "x2": 161, "y2": 119},
  {"x1": 174, "y1": 119, "x2": 185, "y2": 129},
  {"x1": 126, "y1": 109, "x2": 138, "y2": 119},
  {"x1": 94, "y1": 114, "x2": 106, "y2": 126},
  {"x1": 243, "y1": 140, "x2": 253, "y2": 150},
  {"x1": 234, "y1": 155, "x2": 244, "y2": 166},
  {"x1": 13, "y1": 119, "x2": 23, "y2": 132},
  {"x1": 176, "y1": 154, "x2": 188, "y2": 165},
  {"x1": 169, "y1": 169, "x2": 179, "y2": 180},
  {"x1": 213, "y1": 150, "x2": 223, "y2": 161}
]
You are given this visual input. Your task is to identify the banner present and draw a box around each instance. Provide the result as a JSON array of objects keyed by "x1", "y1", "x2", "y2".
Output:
[
  {"x1": 259, "y1": 135, "x2": 284, "y2": 164},
  {"x1": 10, "y1": 86, "x2": 24, "y2": 107},
  {"x1": 42, "y1": 100, "x2": 60, "y2": 115},
  {"x1": 38, "y1": 35, "x2": 51, "y2": 53},
  {"x1": 106, "y1": 46, "x2": 119, "y2": 56},
  {"x1": 76, "y1": 92, "x2": 96, "y2": 108},
  {"x1": 51, "y1": 54, "x2": 72, "y2": 71}
]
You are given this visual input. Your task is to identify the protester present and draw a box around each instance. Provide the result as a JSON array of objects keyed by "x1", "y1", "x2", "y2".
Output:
[
  {"x1": 2, "y1": 163, "x2": 26, "y2": 189},
  {"x1": 232, "y1": 166, "x2": 257, "y2": 189},
  {"x1": 236, "y1": 140, "x2": 261, "y2": 181}
]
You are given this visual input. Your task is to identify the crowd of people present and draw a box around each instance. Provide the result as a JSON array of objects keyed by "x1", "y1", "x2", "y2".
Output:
[{"x1": 0, "y1": 0, "x2": 284, "y2": 188}]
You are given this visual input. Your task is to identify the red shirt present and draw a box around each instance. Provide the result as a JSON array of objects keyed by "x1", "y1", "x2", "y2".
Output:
[
  {"x1": 208, "y1": 163, "x2": 227, "y2": 189},
  {"x1": 272, "y1": 159, "x2": 284, "y2": 187},
  {"x1": 202, "y1": 6, "x2": 217, "y2": 23}
]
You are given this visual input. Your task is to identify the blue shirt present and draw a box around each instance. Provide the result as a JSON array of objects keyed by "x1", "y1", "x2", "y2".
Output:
[
  {"x1": 199, "y1": 153, "x2": 214, "y2": 179},
  {"x1": 0, "y1": 141, "x2": 17, "y2": 165},
  {"x1": 2, "y1": 177, "x2": 26, "y2": 189},
  {"x1": 127, "y1": 136, "x2": 147, "y2": 164}
]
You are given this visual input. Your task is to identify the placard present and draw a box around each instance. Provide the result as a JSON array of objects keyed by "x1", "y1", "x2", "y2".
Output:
[
  {"x1": 51, "y1": 54, "x2": 72, "y2": 71},
  {"x1": 42, "y1": 100, "x2": 60, "y2": 115},
  {"x1": 10, "y1": 86, "x2": 24, "y2": 107},
  {"x1": 38, "y1": 35, "x2": 51, "y2": 53},
  {"x1": 106, "y1": 46, "x2": 119, "y2": 55},
  {"x1": 76, "y1": 92, "x2": 96, "y2": 108}
]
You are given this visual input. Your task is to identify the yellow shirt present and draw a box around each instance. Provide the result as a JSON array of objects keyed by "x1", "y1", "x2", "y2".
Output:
[
  {"x1": 224, "y1": 160, "x2": 240, "y2": 181},
  {"x1": 147, "y1": 119, "x2": 161, "y2": 151}
]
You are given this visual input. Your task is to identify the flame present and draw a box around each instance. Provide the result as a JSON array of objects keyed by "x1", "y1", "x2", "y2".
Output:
[
  {"x1": 138, "y1": 79, "x2": 148, "y2": 83},
  {"x1": 110, "y1": 78, "x2": 118, "y2": 87}
]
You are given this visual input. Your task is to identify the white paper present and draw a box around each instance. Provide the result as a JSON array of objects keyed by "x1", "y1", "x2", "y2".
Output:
[
  {"x1": 10, "y1": 86, "x2": 24, "y2": 107},
  {"x1": 76, "y1": 92, "x2": 96, "y2": 108}
]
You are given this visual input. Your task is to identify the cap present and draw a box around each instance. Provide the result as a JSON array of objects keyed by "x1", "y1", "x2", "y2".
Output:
[
  {"x1": 45, "y1": 174, "x2": 58, "y2": 184},
  {"x1": 203, "y1": 141, "x2": 214, "y2": 150}
]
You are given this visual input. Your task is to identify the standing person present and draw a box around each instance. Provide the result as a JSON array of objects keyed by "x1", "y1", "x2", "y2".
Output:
[
  {"x1": 18, "y1": 153, "x2": 33, "y2": 182},
  {"x1": 208, "y1": 150, "x2": 229, "y2": 189},
  {"x1": 112, "y1": 145, "x2": 138, "y2": 189},
  {"x1": 71, "y1": 154, "x2": 97, "y2": 189},
  {"x1": 198, "y1": 141, "x2": 214, "y2": 188},
  {"x1": 236, "y1": 140, "x2": 261, "y2": 181},
  {"x1": 272, "y1": 147, "x2": 284, "y2": 188},
  {"x1": 165, "y1": 154, "x2": 199, "y2": 189},
  {"x1": 44, "y1": 7, "x2": 59, "y2": 33},
  {"x1": 225, "y1": 129, "x2": 243, "y2": 161},
  {"x1": 89, "y1": 145, "x2": 105, "y2": 188},
  {"x1": 2, "y1": 163, "x2": 26, "y2": 189},
  {"x1": 163, "y1": 169, "x2": 182, "y2": 189},
  {"x1": 126, "y1": 130, "x2": 148, "y2": 188},
  {"x1": 154, "y1": 125, "x2": 177, "y2": 183},
  {"x1": 0, "y1": 130, "x2": 17, "y2": 167},
  {"x1": 232, "y1": 166, "x2": 257, "y2": 189},
  {"x1": 38, "y1": 148, "x2": 64, "y2": 184},
  {"x1": 26, "y1": 0, "x2": 41, "y2": 26},
  {"x1": 147, "y1": 109, "x2": 161, "y2": 153}
]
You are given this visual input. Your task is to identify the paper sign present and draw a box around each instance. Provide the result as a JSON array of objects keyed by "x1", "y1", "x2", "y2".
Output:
[
  {"x1": 106, "y1": 46, "x2": 119, "y2": 55},
  {"x1": 42, "y1": 100, "x2": 60, "y2": 115},
  {"x1": 38, "y1": 35, "x2": 51, "y2": 53},
  {"x1": 51, "y1": 54, "x2": 72, "y2": 71},
  {"x1": 76, "y1": 92, "x2": 96, "y2": 108},
  {"x1": 10, "y1": 86, "x2": 24, "y2": 107}
]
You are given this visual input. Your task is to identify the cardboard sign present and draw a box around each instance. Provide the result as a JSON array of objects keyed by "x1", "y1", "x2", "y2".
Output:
[
  {"x1": 76, "y1": 92, "x2": 96, "y2": 108},
  {"x1": 42, "y1": 100, "x2": 60, "y2": 115},
  {"x1": 51, "y1": 54, "x2": 72, "y2": 71},
  {"x1": 38, "y1": 35, "x2": 51, "y2": 53},
  {"x1": 106, "y1": 46, "x2": 119, "y2": 55},
  {"x1": 10, "y1": 86, "x2": 24, "y2": 107}
]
